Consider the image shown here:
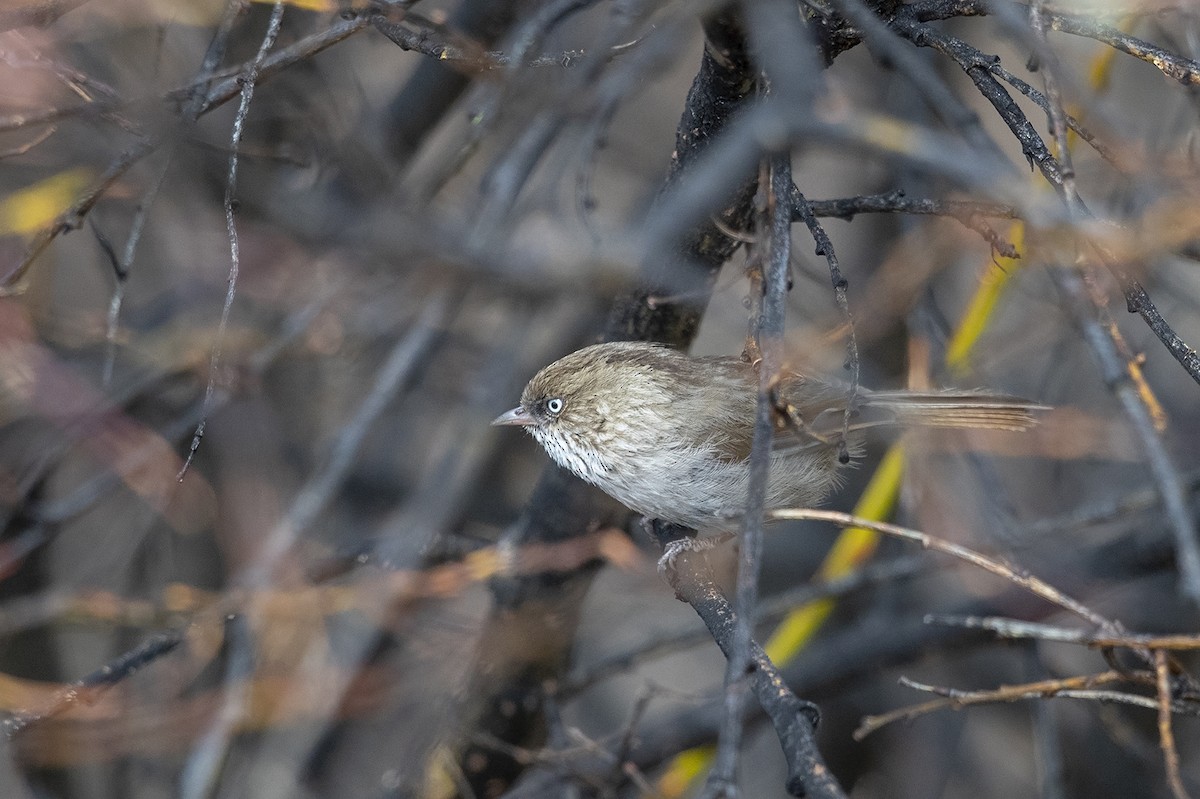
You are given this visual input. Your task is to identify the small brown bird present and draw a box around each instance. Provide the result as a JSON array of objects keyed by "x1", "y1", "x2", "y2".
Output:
[{"x1": 493, "y1": 341, "x2": 1042, "y2": 534}]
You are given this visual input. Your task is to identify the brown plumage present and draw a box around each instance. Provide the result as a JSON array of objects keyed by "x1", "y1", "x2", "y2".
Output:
[{"x1": 493, "y1": 341, "x2": 1044, "y2": 533}]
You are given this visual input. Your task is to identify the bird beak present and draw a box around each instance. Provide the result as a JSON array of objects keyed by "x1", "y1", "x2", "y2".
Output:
[{"x1": 492, "y1": 406, "x2": 535, "y2": 427}]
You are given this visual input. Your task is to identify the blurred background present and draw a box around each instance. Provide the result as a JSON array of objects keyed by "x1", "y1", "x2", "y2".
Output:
[{"x1": 0, "y1": 0, "x2": 1198, "y2": 797}]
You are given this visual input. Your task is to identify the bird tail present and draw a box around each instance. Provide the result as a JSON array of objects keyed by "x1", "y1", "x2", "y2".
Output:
[{"x1": 860, "y1": 392, "x2": 1047, "y2": 432}]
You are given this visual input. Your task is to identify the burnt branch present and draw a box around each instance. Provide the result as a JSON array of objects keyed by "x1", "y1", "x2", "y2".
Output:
[{"x1": 649, "y1": 521, "x2": 845, "y2": 799}]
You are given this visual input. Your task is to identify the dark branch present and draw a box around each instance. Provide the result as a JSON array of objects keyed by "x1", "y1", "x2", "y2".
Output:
[{"x1": 649, "y1": 522, "x2": 845, "y2": 799}]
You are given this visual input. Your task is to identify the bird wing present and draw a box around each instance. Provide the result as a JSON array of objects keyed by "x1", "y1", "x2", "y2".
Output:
[
  {"x1": 680, "y1": 360, "x2": 1044, "y2": 463},
  {"x1": 770, "y1": 376, "x2": 1046, "y2": 455},
  {"x1": 682, "y1": 365, "x2": 850, "y2": 462}
]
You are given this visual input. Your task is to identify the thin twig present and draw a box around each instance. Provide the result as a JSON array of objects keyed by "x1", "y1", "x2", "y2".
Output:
[
  {"x1": 831, "y1": 0, "x2": 1006, "y2": 161},
  {"x1": 371, "y1": 9, "x2": 602, "y2": 70},
  {"x1": 790, "y1": 183, "x2": 859, "y2": 452},
  {"x1": 769, "y1": 509, "x2": 1118, "y2": 630},
  {"x1": 1124, "y1": 280, "x2": 1200, "y2": 387},
  {"x1": 102, "y1": 155, "x2": 170, "y2": 386},
  {"x1": 855, "y1": 671, "x2": 1125, "y2": 739},
  {"x1": 1052, "y1": 262, "x2": 1200, "y2": 602},
  {"x1": 892, "y1": 13, "x2": 1064, "y2": 187},
  {"x1": 939, "y1": 1, "x2": 1200, "y2": 602},
  {"x1": 927, "y1": 615, "x2": 1200, "y2": 653},
  {"x1": 1044, "y1": 8, "x2": 1200, "y2": 85},
  {"x1": 704, "y1": 152, "x2": 794, "y2": 799},
  {"x1": 179, "y1": 2, "x2": 286, "y2": 479},
  {"x1": 987, "y1": 61, "x2": 1124, "y2": 169},
  {"x1": 857, "y1": 670, "x2": 1200, "y2": 739},
  {"x1": 190, "y1": 15, "x2": 369, "y2": 116},
  {"x1": 1156, "y1": 649, "x2": 1191, "y2": 799},
  {"x1": 3, "y1": 630, "x2": 182, "y2": 737},
  {"x1": 3, "y1": 137, "x2": 158, "y2": 290}
]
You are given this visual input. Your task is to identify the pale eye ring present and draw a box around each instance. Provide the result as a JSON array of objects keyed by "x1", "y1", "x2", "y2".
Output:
[{"x1": 546, "y1": 397, "x2": 564, "y2": 415}]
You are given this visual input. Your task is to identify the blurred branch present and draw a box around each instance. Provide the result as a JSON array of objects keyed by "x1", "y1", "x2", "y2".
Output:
[
  {"x1": 5, "y1": 10, "x2": 370, "y2": 290},
  {"x1": 0, "y1": 530, "x2": 640, "y2": 641},
  {"x1": 829, "y1": 0, "x2": 1006, "y2": 160},
  {"x1": 372, "y1": 9, "x2": 601, "y2": 70},
  {"x1": 379, "y1": 0, "x2": 523, "y2": 162},
  {"x1": 0, "y1": 123, "x2": 55, "y2": 157},
  {"x1": 5, "y1": 662, "x2": 407, "y2": 767},
  {"x1": 1048, "y1": 209, "x2": 1200, "y2": 604},
  {"x1": 562, "y1": 553, "x2": 935, "y2": 698},
  {"x1": 3, "y1": 137, "x2": 157, "y2": 290},
  {"x1": 181, "y1": 0, "x2": 246, "y2": 120},
  {"x1": 893, "y1": 2, "x2": 1200, "y2": 600},
  {"x1": 1017, "y1": 468, "x2": 1200, "y2": 544},
  {"x1": 471, "y1": 2, "x2": 651, "y2": 244},
  {"x1": 189, "y1": 14, "x2": 369, "y2": 115},
  {"x1": 254, "y1": 291, "x2": 454, "y2": 574},
  {"x1": 3, "y1": 631, "x2": 182, "y2": 736},
  {"x1": 508, "y1": 612, "x2": 996, "y2": 796},
  {"x1": 1025, "y1": 2, "x2": 1200, "y2": 600},
  {"x1": 1156, "y1": 649, "x2": 1192, "y2": 799},
  {"x1": 0, "y1": 0, "x2": 89, "y2": 31}
]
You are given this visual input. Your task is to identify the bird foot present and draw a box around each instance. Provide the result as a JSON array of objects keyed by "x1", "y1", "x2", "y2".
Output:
[{"x1": 656, "y1": 533, "x2": 734, "y2": 575}]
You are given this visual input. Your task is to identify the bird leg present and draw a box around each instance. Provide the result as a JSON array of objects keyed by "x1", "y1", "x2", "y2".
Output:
[
  {"x1": 657, "y1": 532, "x2": 736, "y2": 575},
  {"x1": 644, "y1": 519, "x2": 735, "y2": 576},
  {"x1": 770, "y1": 386, "x2": 838, "y2": 448}
]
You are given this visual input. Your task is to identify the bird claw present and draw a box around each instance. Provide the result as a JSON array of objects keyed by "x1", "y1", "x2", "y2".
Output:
[{"x1": 656, "y1": 534, "x2": 732, "y2": 575}]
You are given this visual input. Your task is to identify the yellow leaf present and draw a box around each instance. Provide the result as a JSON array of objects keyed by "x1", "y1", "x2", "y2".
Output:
[
  {"x1": 0, "y1": 168, "x2": 93, "y2": 236},
  {"x1": 250, "y1": 0, "x2": 335, "y2": 11}
]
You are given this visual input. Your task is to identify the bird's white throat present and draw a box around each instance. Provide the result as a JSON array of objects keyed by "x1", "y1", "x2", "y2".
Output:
[{"x1": 530, "y1": 427, "x2": 612, "y2": 486}]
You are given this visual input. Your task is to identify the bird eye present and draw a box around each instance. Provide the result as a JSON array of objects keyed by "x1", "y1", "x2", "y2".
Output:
[{"x1": 546, "y1": 397, "x2": 564, "y2": 415}]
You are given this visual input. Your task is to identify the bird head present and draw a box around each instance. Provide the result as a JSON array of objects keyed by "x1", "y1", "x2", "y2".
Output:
[
  {"x1": 491, "y1": 342, "x2": 692, "y2": 479},
  {"x1": 492, "y1": 345, "x2": 622, "y2": 435}
]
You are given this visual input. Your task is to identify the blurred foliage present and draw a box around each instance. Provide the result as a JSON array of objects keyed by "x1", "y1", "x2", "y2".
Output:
[{"x1": 0, "y1": 1, "x2": 1199, "y2": 798}]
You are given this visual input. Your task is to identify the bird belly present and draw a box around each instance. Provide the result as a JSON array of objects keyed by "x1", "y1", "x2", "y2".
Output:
[
  {"x1": 597, "y1": 446, "x2": 842, "y2": 534},
  {"x1": 533, "y1": 427, "x2": 844, "y2": 533}
]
